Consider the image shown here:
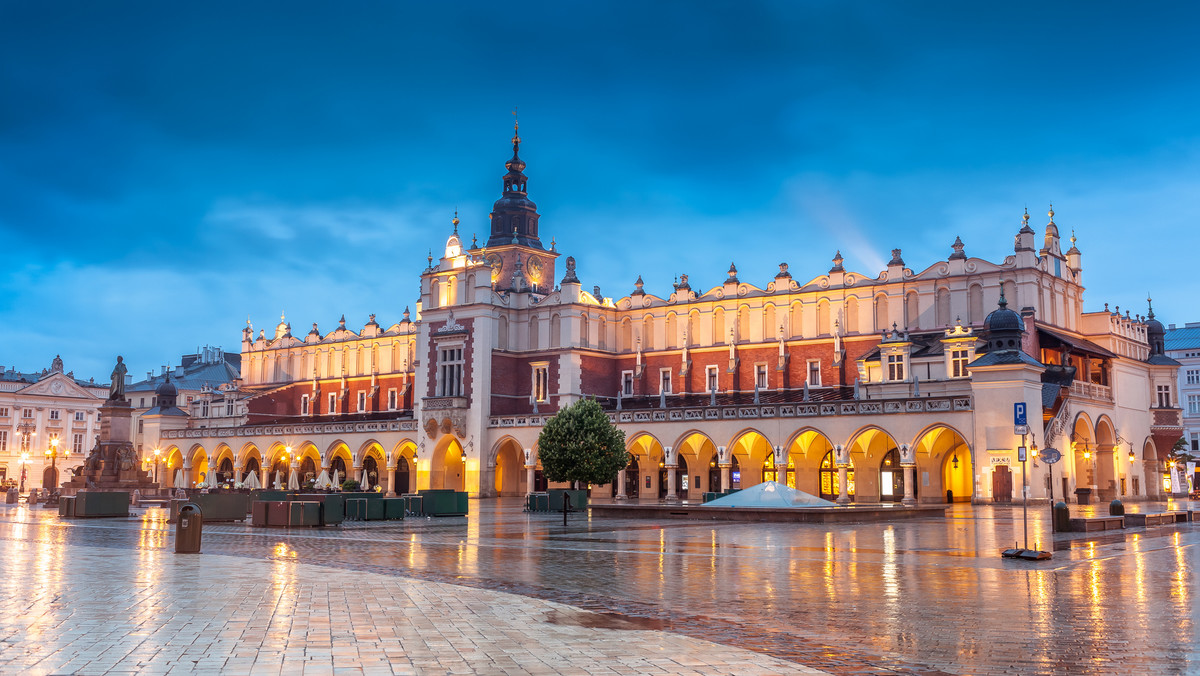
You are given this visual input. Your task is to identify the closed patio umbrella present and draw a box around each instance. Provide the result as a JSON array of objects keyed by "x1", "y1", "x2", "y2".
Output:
[
  {"x1": 288, "y1": 467, "x2": 300, "y2": 490},
  {"x1": 315, "y1": 470, "x2": 331, "y2": 490},
  {"x1": 332, "y1": 469, "x2": 340, "y2": 491},
  {"x1": 243, "y1": 470, "x2": 261, "y2": 490},
  {"x1": 273, "y1": 470, "x2": 282, "y2": 490},
  {"x1": 173, "y1": 468, "x2": 184, "y2": 489},
  {"x1": 360, "y1": 468, "x2": 369, "y2": 490}
]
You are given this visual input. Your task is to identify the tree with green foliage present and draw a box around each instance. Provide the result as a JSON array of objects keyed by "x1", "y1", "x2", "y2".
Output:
[{"x1": 537, "y1": 398, "x2": 627, "y2": 488}]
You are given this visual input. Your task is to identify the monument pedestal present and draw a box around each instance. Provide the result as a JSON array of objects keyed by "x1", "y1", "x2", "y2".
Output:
[{"x1": 62, "y1": 400, "x2": 159, "y2": 496}]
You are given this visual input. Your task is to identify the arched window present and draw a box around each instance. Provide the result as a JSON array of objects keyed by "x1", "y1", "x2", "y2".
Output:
[
  {"x1": 498, "y1": 316, "x2": 509, "y2": 350},
  {"x1": 688, "y1": 311, "x2": 701, "y2": 347},
  {"x1": 763, "y1": 304, "x2": 777, "y2": 341},
  {"x1": 817, "y1": 300, "x2": 831, "y2": 336},
  {"x1": 845, "y1": 297, "x2": 859, "y2": 334},
  {"x1": 968, "y1": 284, "x2": 983, "y2": 325},
  {"x1": 905, "y1": 292, "x2": 920, "y2": 330},
  {"x1": 599, "y1": 317, "x2": 608, "y2": 350},
  {"x1": 529, "y1": 316, "x2": 540, "y2": 350},
  {"x1": 935, "y1": 287, "x2": 951, "y2": 327},
  {"x1": 819, "y1": 450, "x2": 855, "y2": 502},
  {"x1": 642, "y1": 315, "x2": 655, "y2": 351},
  {"x1": 791, "y1": 302, "x2": 804, "y2": 338},
  {"x1": 465, "y1": 274, "x2": 475, "y2": 304},
  {"x1": 713, "y1": 308, "x2": 726, "y2": 345},
  {"x1": 428, "y1": 279, "x2": 439, "y2": 309},
  {"x1": 620, "y1": 318, "x2": 632, "y2": 352},
  {"x1": 1001, "y1": 280, "x2": 1017, "y2": 307},
  {"x1": 665, "y1": 313, "x2": 677, "y2": 349},
  {"x1": 580, "y1": 314, "x2": 589, "y2": 348},
  {"x1": 550, "y1": 313, "x2": 561, "y2": 348},
  {"x1": 446, "y1": 276, "x2": 457, "y2": 306},
  {"x1": 736, "y1": 305, "x2": 750, "y2": 342}
]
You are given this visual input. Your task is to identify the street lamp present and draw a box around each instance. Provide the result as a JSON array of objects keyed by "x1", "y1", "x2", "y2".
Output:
[
  {"x1": 152, "y1": 447, "x2": 162, "y2": 484},
  {"x1": 44, "y1": 436, "x2": 68, "y2": 492}
]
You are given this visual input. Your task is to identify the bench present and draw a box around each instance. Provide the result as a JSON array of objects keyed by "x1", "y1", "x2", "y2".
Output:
[
  {"x1": 1066, "y1": 516, "x2": 1124, "y2": 532},
  {"x1": 1125, "y1": 511, "x2": 1189, "y2": 527}
]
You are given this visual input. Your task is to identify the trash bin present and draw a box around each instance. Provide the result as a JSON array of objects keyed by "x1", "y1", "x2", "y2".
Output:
[
  {"x1": 946, "y1": 489, "x2": 954, "y2": 504},
  {"x1": 1109, "y1": 499, "x2": 1125, "y2": 516},
  {"x1": 1053, "y1": 501, "x2": 1070, "y2": 532},
  {"x1": 1074, "y1": 487, "x2": 1092, "y2": 505},
  {"x1": 5, "y1": 487, "x2": 16, "y2": 504},
  {"x1": 176, "y1": 503, "x2": 203, "y2": 553}
]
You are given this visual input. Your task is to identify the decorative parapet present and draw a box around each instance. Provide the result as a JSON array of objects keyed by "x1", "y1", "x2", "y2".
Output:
[
  {"x1": 161, "y1": 418, "x2": 418, "y2": 440},
  {"x1": 488, "y1": 396, "x2": 972, "y2": 428},
  {"x1": 423, "y1": 396, "x2": 470, "y2": 411}
]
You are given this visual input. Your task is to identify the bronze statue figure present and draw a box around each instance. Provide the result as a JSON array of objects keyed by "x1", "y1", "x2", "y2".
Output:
[{"x1": 109, "y1": 356, "x2": 127, "y2": 401}]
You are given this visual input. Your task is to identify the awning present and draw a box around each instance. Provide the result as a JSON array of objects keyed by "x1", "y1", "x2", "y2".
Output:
[{"x1": 1037, "y1": 325, "x2": 1117, "y2": 359}]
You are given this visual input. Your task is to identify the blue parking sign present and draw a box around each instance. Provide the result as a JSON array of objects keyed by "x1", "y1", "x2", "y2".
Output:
[{"x1": 1014, "y1": 403, "x2": 1027, "y2": 426}]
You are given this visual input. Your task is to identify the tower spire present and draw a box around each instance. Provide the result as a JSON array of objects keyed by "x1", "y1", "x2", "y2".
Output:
[{"x1": 487, "y1": 112, "x2": 542, "y2": 248}]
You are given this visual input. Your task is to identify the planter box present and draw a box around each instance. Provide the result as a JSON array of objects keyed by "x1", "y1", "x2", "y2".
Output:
[
  {"x1": 170, "y1": 494, "x2": 250, "y2": 522},
  {"x1": 74, "y1": 491, "x2": 130, "y2": 518},
  {"x1": 58, "y1": 496, "x2": 76, "y2": 517},
  {"x1": 383, "y1": 498, "x2": 406, "y2": 520},
  {"x1": 267, "y1": 501, "x2": 290, "y2": 527},
  {"x1": 547, "y1": 489, "x2": 587, "y2": 512},
  {"x1": 294, "y1": 493, "x2": 344, "y2": 526},
  {"x1": 401, "y1": 494, "x2": 424, "y2": 516},
  {"x1": 289, "y1": 501, "x2": 322, "y2": 527},
  {"x1": 418, "y1": 489, "x2": 468, "y2": 516},
  {"x1": 251, "y1": 500, "x2": 270, "y2": 526}
]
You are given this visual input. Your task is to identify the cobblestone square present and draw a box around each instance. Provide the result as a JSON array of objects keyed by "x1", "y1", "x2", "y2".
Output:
[{"x1": 3, "y1": 499, "x2": 1200, "y2": 674}]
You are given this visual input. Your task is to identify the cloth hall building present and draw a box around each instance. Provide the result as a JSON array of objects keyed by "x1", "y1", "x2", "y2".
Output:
[{"x1": 144, "y1": 129, "x2": 1183, "y2": 505}]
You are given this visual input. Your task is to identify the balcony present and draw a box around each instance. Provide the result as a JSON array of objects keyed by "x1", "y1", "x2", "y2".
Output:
[{"x1": 1070, "y1": 381, "x2": 1112, "y2": 402}]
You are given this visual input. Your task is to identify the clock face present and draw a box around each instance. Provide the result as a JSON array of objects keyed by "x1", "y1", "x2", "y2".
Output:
[
  {"x1": 484, "y1": 253, "x2": 504, "y2": 283},
  {"x1": 527, "y1": 255, "x2": 544, "y2": 284}
]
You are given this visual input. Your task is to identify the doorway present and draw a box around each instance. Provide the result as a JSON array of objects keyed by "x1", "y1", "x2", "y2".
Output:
[{"x1": 992, "y1": 466, "x2": 1013, "y2": 502}]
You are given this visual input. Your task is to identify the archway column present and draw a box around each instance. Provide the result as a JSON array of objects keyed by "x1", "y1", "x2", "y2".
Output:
[
  {"x1": 233, "y1": 464, "x2": 243, "y2": 484},
  {"x1": 773, "y1": 445, "x2": 788, "y2": 486},
  {"x1": 615, "y1": 468, "x2": 627, "y2": 500},
  {"x1": 386, "y1": 467, "x2": 397, "y2": 496},
  {"x1": 835, "y1": 444, "x2": 850, "y2": 505},
  {"x1": 664, "y1": 446, "x2": 678, "y2": 502},
  {"x1": 718, "y1": 446, "x2": 730, "y2": 492},
  {"x1": 524, "y1": 448, "x2": 537, "y2": 497},
  {"x1": 260, "y1": 465, "x2": 269, "y2": 489},
  {"x1": 901, "y1": 463, "x2": 916, "y2": 506}
]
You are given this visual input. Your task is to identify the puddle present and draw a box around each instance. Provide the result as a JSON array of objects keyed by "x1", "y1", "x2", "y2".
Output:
[{"x1": 544, "y1": 608, "x2": 666, "y2": 630}]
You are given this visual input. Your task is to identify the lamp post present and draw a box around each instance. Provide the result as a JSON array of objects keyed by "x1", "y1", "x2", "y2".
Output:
[
  {"x1": 152, "y1": 447, "x2": 162, "y2": 484},
  {"x1": 44, "y1": 436, "x2": 66, "y2": 490},
  {"x1": 19, "y1": 452, "x2": 29, "y2": 493}
]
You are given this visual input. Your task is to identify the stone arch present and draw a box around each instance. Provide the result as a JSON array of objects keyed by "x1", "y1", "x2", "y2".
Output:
[
  {"x1": 429, "y1": 278, "x2": 440, "y2": 309},
  {"x1": 490, "y1": 436, "x2": 526, "y2": 497},
  {"x1": 763, "y1": 303, "x2": 777, "y2": 341},
  {"x1": 785, "y1": 428, "x2": 834, "y2": 496},
  {"x1": 790, "y1": 300, "x2": 804, "y2": 338},
  {"x1": 728, "y1": 429, "x2": 774, "y2": 487},
  {"x1": 529, "y1": 315, "x2": 540, "y2": 350},
  {"x1": 846, "y1": 426, "x2": 901, "y2": 502},
  {"x1": 620, "y1": 317, "x2": 633, "y2": 352},
  {"x1": 673, "y1": 431, "x2": 717, "y2": 497},
  {"x1": 816, "y1": 299, "x2": 831, "y2": 336},
  {"x1": 550, "y1": 313, "x2": 561, "y2": 348},
  {"x1": 580, "y1": 312, "x2": 590, "y2": 348},
  {"x1": 911, "y1": 424, "x2": 973, "y2": 503},
  {"x1": 641, "y1": 314, "x2": 655, "y2": 351},
  {"x1": 904, "y1": 291, "x2": 919, "y2": 330},
  {"x1": 186, "y1": 444, "x2": 210, "y2": 487},
  {"x1": 736, "y1": 304, "x2": 750, "y2": 342},
  {"x1": 713, "y1": 307, "x2": 726, "y2": 345},
  {"x1": 498, "y1": 316, "x2": 509, "y2": 350},
  {"x1": 665, "y1": 312, "x2": 678, "y2": 349},
  {"x1": 627, "y1": 432, "x2": 664, "y2": 496},
  {"x1": 688, "y1": 309, "x2": 702, "y2": 346},
  {"x1": 1071, "y1": 413, "x2": 1097, "y2": 493},
  {"x1": 431, "y1": 434, "x2": 466, "y2": 491},
  {"x1": 1094, "y1": 415, "x2": 1118, "y2": 499},
  {"x1": 392, "y1": 439, "x2": 418, "y2": 494},
  {"x1": 355, "y1": 439, "x2": 387, "y2": 468},
  {"x1": 935, "y1": 287, "x2": 951, "y2": 327},
  {"x1": 968, "y1": 284, "x2": 984, "y2": 325},
  {"x1": 164, "y1": 446, "x2": 184, "y2": 488}
]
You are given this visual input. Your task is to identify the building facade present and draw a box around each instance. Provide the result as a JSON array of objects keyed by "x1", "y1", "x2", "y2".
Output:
[
  {"x1": 1166, "y1": 323, "x2": 1200, "y2": 460},
  {"x1": 0, "y1": 356, "x2": 107, "y2": 490},
  {"x1": 146, "y1": 128, "x2": 1183, "y2": 503}
]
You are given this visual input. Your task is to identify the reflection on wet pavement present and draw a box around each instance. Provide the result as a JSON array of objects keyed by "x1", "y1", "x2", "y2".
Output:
[{"x1": 3, "y1": 498, "x2": 1200, "y2": 675}]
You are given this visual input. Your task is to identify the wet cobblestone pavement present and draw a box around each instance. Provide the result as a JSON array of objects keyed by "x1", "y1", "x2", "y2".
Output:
[{"x1": 3, "y1": 498, "x2": 1200, "y2": 675}]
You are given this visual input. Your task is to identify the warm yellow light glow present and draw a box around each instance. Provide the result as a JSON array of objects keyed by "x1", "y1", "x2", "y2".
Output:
[{"x1": 1128, "y1": 450, "x2": 1136, "y2": 463}]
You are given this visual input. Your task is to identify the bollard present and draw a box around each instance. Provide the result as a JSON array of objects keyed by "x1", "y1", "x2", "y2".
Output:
[
  {"x1": 5, "y1": 487, "x2": 17, "y2": 504},
  {"x1": 1053, "y1": 501, "x2": 1070, "y2": 533},
  {"x1": 562, "y1": 491, "x2": 571, "y2": 526},
  {"x1": 1109, "y1": 499, "x2": 1125, "y2": 516},
  {"x1": 175, "y1": 503, "x2": 204, "y2": 553}
]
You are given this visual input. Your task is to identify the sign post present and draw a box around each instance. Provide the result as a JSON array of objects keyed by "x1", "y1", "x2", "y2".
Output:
[
  {"x1": 1041, "y1": 448, "x2": 1062, "y2": 532},
  {"x1": 1002, "y1": 402, "x2": 1051, "y2": 560}
]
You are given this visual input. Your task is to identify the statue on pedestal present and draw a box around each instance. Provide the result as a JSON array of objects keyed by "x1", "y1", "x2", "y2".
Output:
[{"x1": 108, "y1": 356, "x2": 127, "y2": 401}]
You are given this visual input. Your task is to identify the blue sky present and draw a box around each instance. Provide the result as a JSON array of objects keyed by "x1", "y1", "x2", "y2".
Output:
[{"x1": 2, "y1": 2, "x2": 1198, "y2": 381}]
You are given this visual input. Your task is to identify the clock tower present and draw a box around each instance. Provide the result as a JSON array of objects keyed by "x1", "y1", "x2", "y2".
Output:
[{"x1": 474, "y1": 119, "x2": 557, "y2": 293}]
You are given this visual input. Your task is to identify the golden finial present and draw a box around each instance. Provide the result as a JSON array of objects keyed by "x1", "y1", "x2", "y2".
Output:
[
  {"x1": 1022, "y1": 207, "x2": 1029, "y2": 225},
  {"x1": 1048, "y1": 203, "x2": 1055, "y2": 223},
  {"x1": 280, "y1": 311, "x2": 285, "y2": 322},
  {"x1": 1070, "y1": 229, "x2": 1076, "y2": 247},
  {"x1": 452, "y1": 208, "x2": 459, "y2": 233},
  {"x1": 511, "y1": 106, "x2": 520, "y2": 147}
]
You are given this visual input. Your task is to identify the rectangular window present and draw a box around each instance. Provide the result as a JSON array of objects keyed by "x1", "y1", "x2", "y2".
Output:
[
  {"x1": 139, "y1": 398, "x2": 145, "y2": 408},
  {"x1": 49, "y1": 409, "x2": 60, "y2": 420},
  {"x1": 660, "y1": 368, "x2": 672, "y2": 395},
  {"x1": 1188, "y1": 369, "x2": 1200, "y2": 385},
  {"x1": 808, "y1": 360, "x2": 822, "y2": 386},
  {"x1": 137, "y1": 419, "x2": 144, "y2": 434},
  {"x1": 1157, "y1": 385, "x2": 1172, "y2": 408},
  {"x1": 226, "y1": 402, "x2": 234, "y2": 416},
  {"x1": 328, "y1": 393, "x2": 337, "y2": 414},
  {"x1": 437, "y1": 346, "x2": 465, "y2": 397},
  {"x1": 72, "y1": 433, "x2": 84, "y2": 453},
  {"x1": 0, "y1": 431, "x2": 6, "y2": 451},
  {"x1": 22, "y1": 408, "x2": 33, "y2": 419},
  {"x1": 622, "y1": 370, "x2": 635, "y2": 396},
  {"x1": 887, "y1": 353, "x2": 905, "y2": 382},
  {"x1": 186, "y1": 396, "x2": 194, "y2": 404},
  {"x1": 950, "y1": 348, "x2": 970, "y2": 378},
  {"x1": 387, "y1": 389, "x2": 398, "y2": 411},
  {"x1": 301, "y1": 395, "x2": 310, "y2": 416},
  {"x1": 0, "y1": 407, "x2": 8, "y2": 417},
  {"x1": 357, "y1": 391, "x2": 367, "y2": 412},
  {"x1": 533, "y1": 365, "x2": 549, "y2": 403},
  {"x1": 74, "y1": 411, "x2": 84, "y2": 421},
  {"x1": 1192, "y1": 432, "x2": 1199, "y2": 452},
  {"x1": 1188, "y1": 395, "x2": 1200, "y2": 417},
  {"x1": 201, "y1": 401, "x2": 209, "y2": 417},
  {"x1": 706, "y1": 365, "x2": 719, "y2": 392},
  {"x1": 755, "y1": 364, "x2": 768, "y2": 390}
]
